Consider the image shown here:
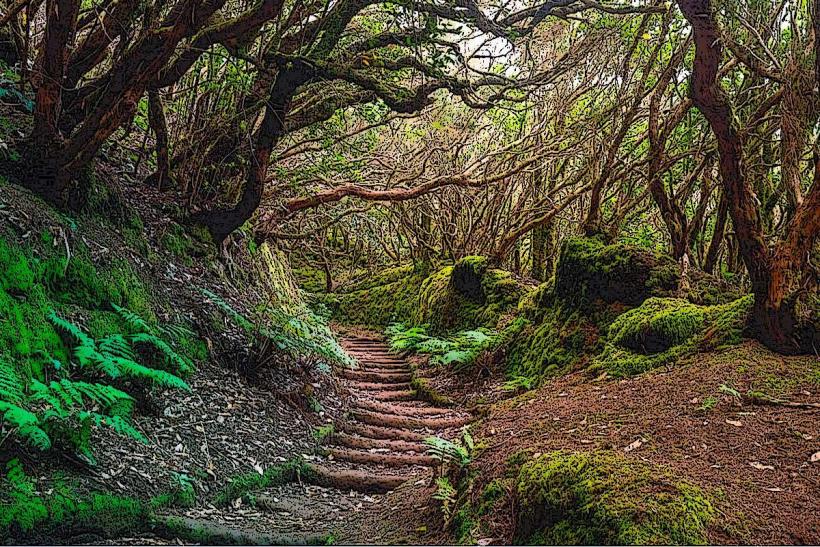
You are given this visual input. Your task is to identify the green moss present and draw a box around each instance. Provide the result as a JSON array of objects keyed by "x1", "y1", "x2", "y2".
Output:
[
  {"x1": 0, "y1": 237, "x2": 35, "y2": 293},
  {"x1": 87, "y1": 309, "x2": 127, "y2": 338},
  {"x1": 506, "y1": 309, "x2": 599, "y2": 383},
  {"x1": 515, "y1": 451, "x2": 715, "y2": 545},
  {"x1": 477, "y1": 479, "x2": 508, "y2": 516},
  {"x1": 213, "y1": 459, "x2": 314, "y2": 506},
  {"x1": 293, "y1": 267, "x2": 329, "y2": 293},
  {"x1": 592, "y1": 296, "x2": 753, "y2": 377},
  {"x1": 608, "y1": 298, "x2": 706, "y2": 354},
  {"x1": 554, "y1": 238, "x2": 678, "y2": 309},
  {"x1": 330, "y1": 265, "x2": 428, "y2": 327},
  {"x1": 453, "y1": 501, "x2": 478, "y2": 544},
  {"x1": 312, "y1": 424, "x2": 335, "y2": 443},
  {"x1": 160, "y1": 223, "x2": 194, "y2": 265},
  {"x1": 0, "y1": 285, "x2": 68, "y2": 378},
  {"x1": 411, "y1": 375, "x2": 453, "y2": 406},
  {"x1": 101, "y1": 258, "x2": 157, "y2": 322},
  {"x1": 0, "y1": 463, "x2": 149, "y2": 541}
]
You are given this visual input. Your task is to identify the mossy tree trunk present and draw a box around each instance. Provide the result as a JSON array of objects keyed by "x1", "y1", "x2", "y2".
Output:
[{"x1": 679, "y1": 0, "x2": 820, "y2": 354}]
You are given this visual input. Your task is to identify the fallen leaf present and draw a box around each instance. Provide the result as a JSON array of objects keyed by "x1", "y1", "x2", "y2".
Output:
[
  {"x1": 726, "y1": 419, "x2": 743, "y2": 427},
  {"x1": 624, "y1": 438, "x2": 644, "y2": 452},
  {"x1": 811, "y1": 451, "x2": 820, "y2": 463},
  {"x1": 749, "y1": 461, "x2": 775, "y2": 470}
]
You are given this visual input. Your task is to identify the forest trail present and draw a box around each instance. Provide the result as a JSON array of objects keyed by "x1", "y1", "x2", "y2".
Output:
[
  {"x1": 136, "y1": 332, "x2": 467, "y2": 545},
  {"x1": 319, "y1": 334, "x2": 473, "y2": 491}
]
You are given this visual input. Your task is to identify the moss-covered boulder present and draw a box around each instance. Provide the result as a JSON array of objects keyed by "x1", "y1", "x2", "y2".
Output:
[
  {"x1": 554, "y1": 238, "x2": 679, "y2": 309},
  {"x1": 325, "y1": 257, "x2": 527, "y2": 330},
  {"x1": 515, "y1": 451, "x2": 715, "y2": 545},
  {"x1": 592, "y1": 295, "x2": 753, "y2": 377},
  {"x1": 322, "y1": 265, "x2": 428, "y2": 327},
  {"x1": 414, "y1": 256, "x2": 527, "y2": 332},
  {"x1": 608, "y1": 298, "x2": 706, "y2": 354}
]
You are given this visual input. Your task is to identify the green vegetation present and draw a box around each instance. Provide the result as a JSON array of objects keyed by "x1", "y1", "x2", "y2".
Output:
[
  {"x1": 0, "y1": 458, "x2": 149, "y2": 539},
  {"x1": 515, "y1": 451, "x2": 715, "y2": 545},
  {"x1": 0, "y1": 233, "x2": 200, "y2": 464},
  {"x1": 553, "y1": 238, "x2": 679, "y2": 309},
  {"x1": 387, "y1": 322, "x2": 502, "y2": 369},
  {"x1": 213, "y1": 459, "x2": 315, "y2": 506},
  {"x1": 592, "y1": 296, "x2": 753, "y2": 377}
]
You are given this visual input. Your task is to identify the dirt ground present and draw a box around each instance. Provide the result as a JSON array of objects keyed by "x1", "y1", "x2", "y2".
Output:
[{"x1": 411, "y1": 341, "x2": 820, "y2": 544}]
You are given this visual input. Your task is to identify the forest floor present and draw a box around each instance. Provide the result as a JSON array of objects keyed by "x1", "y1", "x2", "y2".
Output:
[
  {"x1": 404, "y1": 340, "x2": 820, "y2": 544},
  {"x1": 86, "y1": 329, "x2": 464, "y2": 545}
]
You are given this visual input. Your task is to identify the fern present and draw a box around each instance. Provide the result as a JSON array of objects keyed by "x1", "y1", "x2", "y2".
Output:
[
  {"x1": 129, "y1": 333, "x2": 193, "y2": 375},
  {"x1": 111, "y1": 302, "x2": 153, "y2": 334},
  {"x1": 49, "y1": 312, "x2": 190, "y2": 390},
  {"x1": 432, "y1": 477, "x2": 457, "y2": 522},
  {"x1": 202, "y1": 287, "x2": 354, "y2": 370},
  {"x1": 47, "y1": 312, "x2": 94, "y2": 348},
  {"x1": 424, "y1": 436, "x2": 471, "y2": 468},
  {"x1": 0, "y1": 361, "x2": 51, "y2": 450}
]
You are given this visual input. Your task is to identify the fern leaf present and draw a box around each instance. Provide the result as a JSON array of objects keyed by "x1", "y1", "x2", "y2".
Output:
[
  {"x1": 48, "y1": 312, "x2": 94, "y2": 347},
  {"x1": 0, "y1": 401, "x2": 51, "y2": 450},
  {"x1": 0, "y1": 360, "x2": 25, "y2": 405},
  {"x1": 111, "y1": 357, "x2": 190, "y2": 390},
  {"x1": 129, "y1": 333, "x2": 193, "y2": 375},
  {"x1": 112, "y1": 303, "x2": 154, "y2": 334},
  {"x1": 98, "y1": 334, "x2": 136, "y2": 361}
]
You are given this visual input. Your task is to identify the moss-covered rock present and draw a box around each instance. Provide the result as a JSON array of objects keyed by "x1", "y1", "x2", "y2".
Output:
[
  {"x1": 592, "y1": 295, "x2": 753, "y2": 377},
  {"x1": 325, "y1": 265, "x2": 428, "y2": 327},
  {"x1": 554, "y1": 238, "x2": 679, "y2": 309},
  {"x1": 326, "y1": 258, "x2": 526, "y2": 330},
  {"x1": 414, "y1": 257, "x2": 527, "y2": 332},
  {"x1": 515, "y1": 451, "x2": 715, "y2": 545},
  {"x1": 608, "y1": 298, "x2": 706, "y2": 354}
]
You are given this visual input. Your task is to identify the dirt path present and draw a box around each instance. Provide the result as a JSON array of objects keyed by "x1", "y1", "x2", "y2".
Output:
[
  {"x1": 316, "y1": 334, "x2": 472, "y2": 492},
  {"x1": 133, "y1": 332, "x2": 468, "y2": 545}
]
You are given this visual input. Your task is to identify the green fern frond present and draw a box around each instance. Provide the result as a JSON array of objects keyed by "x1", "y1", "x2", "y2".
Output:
[
  {"x1": 158, "y1": 323, "x2": 196, "y2": 341},
  {"x1": 98, "y1": 334, "x2": 136, "y2": 361},
  {"x1": 0, "y1": 360, "x2": 25, "y2": 405},
  {"x1": 111, "y1": 302, "x2": 153, "y2": 334},
  {"x1": 424, "y1": 436, "x2": 471, "y2": 468},
  {"x1": 79, "y1": 412, "x2": 147, "y2": 444},
  {"x1": 48, "y1": 312, "x2": 94, "y2": 347},
  {"x1": 0, "y1": 401, "x2": 51, "y2": 450},
  {"x1": 110, "y1": 357, "x2": 190, "y2": 390},
  {"x1": 129, "y1": 333, "x2": 193, "y2": 375}
]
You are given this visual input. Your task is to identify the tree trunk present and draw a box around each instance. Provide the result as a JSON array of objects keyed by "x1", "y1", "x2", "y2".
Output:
[
  {"x1": 146, "y1": 89, "x2": 173, "y2": 190},
  {"x1": 194, "y1": 65, "x2": 311, "y2": 244},
  {"x1": 703, "y1": 190, "x2": 728, "y2": 274},
  {"x1": 27, "y1": 0, "x2": 80, "y2": 203},
  {"x1": 678, "y1": 0, "x2": 819, "y2": 353}
]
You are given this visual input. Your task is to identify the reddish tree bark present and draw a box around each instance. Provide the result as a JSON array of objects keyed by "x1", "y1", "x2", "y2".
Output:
[
  {"x1": 678, "y1": 0, "x2": 819, "y2": 353},
  {"x1": 146, "y1": 89, "x2": 172, "y2": 190}
]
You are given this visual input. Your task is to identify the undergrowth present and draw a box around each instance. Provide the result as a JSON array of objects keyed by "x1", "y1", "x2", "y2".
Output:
[{"x1": 386, "y1": 322, "x2": 507, "y2": 370}]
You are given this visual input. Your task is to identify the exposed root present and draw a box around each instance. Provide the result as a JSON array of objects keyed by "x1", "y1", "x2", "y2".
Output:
[
  {"x1": 328, "y1": 447, "x2": 437, "y2": 467},
  {"x1": 304, "y1": 464, "x2": 413, "y2": 494}
]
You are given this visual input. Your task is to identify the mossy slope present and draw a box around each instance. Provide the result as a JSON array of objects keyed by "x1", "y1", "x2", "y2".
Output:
[
  {"x1": 515, "y1": 451, "x2": 715, "y2": 545},
  {"x1": 324, "y1": 257, "x2": 526, "y2": 330}
]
